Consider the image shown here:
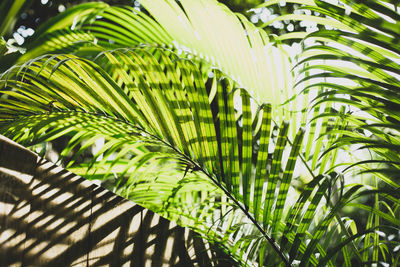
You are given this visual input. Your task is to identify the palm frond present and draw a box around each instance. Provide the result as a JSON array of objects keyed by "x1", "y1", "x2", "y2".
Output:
[
  {"x1": 269, "y1": 0, "x2": 400, "y2": 183},
  {"x1": 0, "y1": 47, "x2": 356, "y2": 265},
  {"x1": 3, "y1": 0, "x2": 399, "y2": 264},
  {"x1": 261, "y1": 0, "x2": 400, "y2": 265},
  {"x1": 0, "y1": 0, "x2": 30, "y2": 37},
  {"x1": 10, "y1": 0, "x2": 297, "y2": 112}
]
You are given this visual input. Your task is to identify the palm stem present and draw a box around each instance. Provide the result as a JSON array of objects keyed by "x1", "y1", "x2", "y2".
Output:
[
  {"x1": 287, "y1": 137, "x2": 363, "y2": 263},
  {"x1": 130, "y1": 123, "x2": 291, "y2": 265}
]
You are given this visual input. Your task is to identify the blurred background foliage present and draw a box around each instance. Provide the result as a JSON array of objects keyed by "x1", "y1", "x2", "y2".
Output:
[{"x1": 7, "y1": 0, "x2": 313, "y2": 46}]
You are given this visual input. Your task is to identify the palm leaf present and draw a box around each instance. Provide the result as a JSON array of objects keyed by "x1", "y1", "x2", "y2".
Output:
[
  {"x1": 4, "y1": 0, "x2": 395, "y2": 265},
  {"x1": 262, "y1": 1, "x2": 400, "y2": 265},
  {"x1": 0, "y1": 46, "x2": 350, "y2": 265},
  {"x1": 10, "y1": 0, "x2": 297, "y2": 113},
  {"x1": 271, "y1": 0, "x2": 400, "y2": 182},
  {"x1": 0, "y1": 0, "x2": 31, "y2": 37}
]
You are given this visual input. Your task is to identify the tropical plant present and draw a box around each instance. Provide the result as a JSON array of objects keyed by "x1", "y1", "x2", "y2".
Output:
[{"x1": 0, "y1": 0, "x2": 399, "y2": 266}]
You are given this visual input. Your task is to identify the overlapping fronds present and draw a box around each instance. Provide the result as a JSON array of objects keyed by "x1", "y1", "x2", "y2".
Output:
[
  {"x1": 260, "y1": 0, "x2": 400, "y2": 265},
  {"x1": 0, "y1": 47, "x2": 362, "y2": 265},
  {"x1": 13, "y1": 0, "x2": 296, "y2": 111},
  {"x1": 263, "y1": 0, "x2": 400, "y2": 184},
  {"x1": 2, "y1": 0, "x2": 399, "y2": 265}
]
